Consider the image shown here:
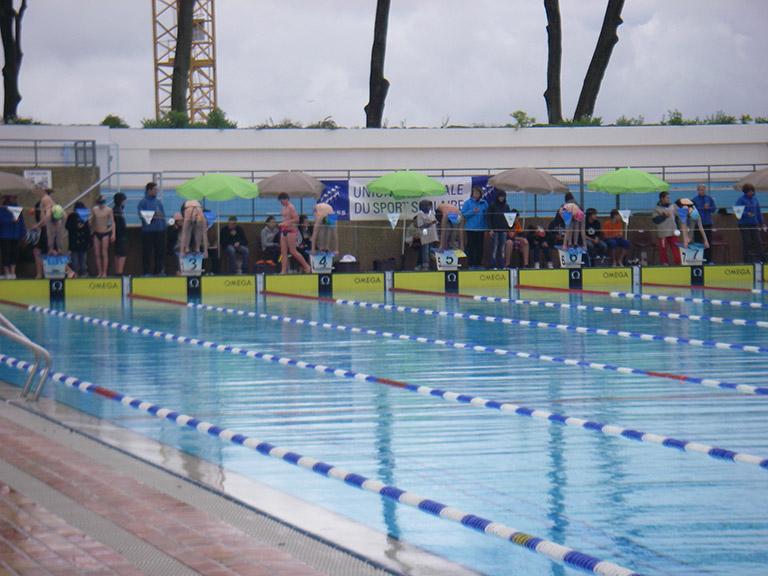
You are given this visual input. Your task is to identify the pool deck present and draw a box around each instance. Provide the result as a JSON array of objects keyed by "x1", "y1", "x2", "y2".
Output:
[{"x1": 0, "y1": 379, "x2": 477, "y2": 576}]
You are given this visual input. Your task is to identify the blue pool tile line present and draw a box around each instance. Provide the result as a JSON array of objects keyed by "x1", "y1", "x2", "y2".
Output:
[
  {"x1": 23, "y1": 304, "x2": 768, "y2": 471},
  {"x1": 0, "y1": 350, "x2": 646, "y2": 576}
]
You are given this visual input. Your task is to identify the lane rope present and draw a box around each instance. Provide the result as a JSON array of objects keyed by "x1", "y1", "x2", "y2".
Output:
[
  {"x1": 17, "y1": 302, "x2": 768, "y2": 471},
  {"x1": 608, "y1": 291, "x2": 768, "y2": 310},
  {"x1": 0, "y1": 352, "x2": 645, "y2": 576},
  {"x1": 269, "y1": 290, "x2": 768, "y2": 355},
  {"x1": 198, "y1": 299, "x2": 768, "y2": 397}
]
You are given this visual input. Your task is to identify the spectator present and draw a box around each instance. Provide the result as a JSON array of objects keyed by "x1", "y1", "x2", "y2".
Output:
[
  {"x1": 90, "y1": 195, "x2": 115, "y2": 278},
  {"x1": 414, "y1": 199, "x2": 438, "y2": 270},
  {"x1": 691, "y1": 183, "x2": 716, "y2": 262},
  {"x1": 435, "y1": 203, "x2": 463, "y2": 252},
  {"x1": 487, "y1": 190, "x2": 511, "y2": 269},
  {"x1": 65, "y1": 201, "x2": 91, "y2": 277},
  {"x1": 603, "y1": 209, "x2": 631, "y2": 267},
  {"x1": 504, "y1": 209, "x2": 529, "y2": 268},
  {"x1": 296, "y1": 214, "x2": 312, "y2": 261},
  {"x1": 112, "y1": 192, "x2": 128, "y2": 275},
  {"x1": 461, "y1": 186, "x2": 488, "y2": 269},
  {"x1": 220, "y1": 216, "x2": 250, "y2": 274},
  {"x1": 652, "y1": 191, "x2": 681, "y2": 266},
  {"x1": 278, "y1": 193, "x2": 311, "y2": 274},
  {"x1": 735, "y1": 183, "x2": 766, "y2": 263},
  {"x1": 205, "y1": 224, "x2": 221, "y2": 275},
  {"x1": 260, "y1": 215, "x2": 281, "y2": 262},
  {"x1": 137, "y1": 181, "x2": 166, "y2": 276},
  {"x1": 0, "y1": 194, "x2": 26, "y2": 279},
  {"x1": 527, "y1": 225, "x2": 552, "y2": 269},
  {"x1": 558, "y1": 194, "x2": 586, "y2": 250},
  {"x1": 584, "y1": 208, "x2": 607, "y2": 265}
]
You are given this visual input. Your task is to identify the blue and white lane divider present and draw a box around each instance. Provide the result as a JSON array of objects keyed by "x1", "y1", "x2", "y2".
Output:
[
  {"x1": 322, "y1": 298, "x2": 768, "y2": 355},
  {"x1": 24, "y1": 304, "x2": 768, "y2": 471},
  {"x1": 0, "y1": 353, "x2": 645, "y2": 576},
  {"x1": 609, "y1": 291, "x2": 768, "y2": 310},
  {"x1": 471, "y1": 295, "x2": 768, "y2": 329},
  {"x1": 193, "y1": 301, "x2": 768, "y2": 397}
]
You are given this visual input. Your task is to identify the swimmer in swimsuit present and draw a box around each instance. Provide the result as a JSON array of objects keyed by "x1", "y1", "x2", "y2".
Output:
[
  {"x1": 179, "y1": 199, "x2": 208, "y2": 258},
  {"x1": 278, "y1": 192, "x2": 310, "y2": 274},
  {"x1": 310, "y1": 202, "x2": 339, "y2": 255},
  {"x1": 90, "y1": 195, "x2": 115, "y2": 277}
]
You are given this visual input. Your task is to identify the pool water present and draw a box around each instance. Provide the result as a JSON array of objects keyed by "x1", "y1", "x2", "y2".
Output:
[{"x1": 1, "y1": 287, "x2": 767, "y2": 576}]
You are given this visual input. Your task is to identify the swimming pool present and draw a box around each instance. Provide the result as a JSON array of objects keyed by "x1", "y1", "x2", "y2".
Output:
[{"x1": 1, "y1": 285, "x2": 767, "y2": 576}]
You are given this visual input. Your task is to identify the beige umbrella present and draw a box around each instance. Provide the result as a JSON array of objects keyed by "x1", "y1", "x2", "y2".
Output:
[
  {"x1": 0, "y1": 171, "x2": 36, "y2": 193},
  {"x1": 734, "y1": 168, "x2": 768, "y2": 192},
  {"x1": 488, "y1": 167, "x2": 568, "y2": 194},
  {"x1": 257, "y1": 171, "x2": 326, "y2": 198}
]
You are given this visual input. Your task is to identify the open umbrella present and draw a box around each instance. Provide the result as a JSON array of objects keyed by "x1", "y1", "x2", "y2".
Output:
[
  {"x1": 0, "y1": 171, "x2": 37, "y2": 193},
  {"x1": 257, "y1": 171, "x2": 326, "y2": 199},
  {"x1": 488, "y1": 167, "x2": 568, "y2": 194},
  {"x1": 734, "y1": 168, "x2": 768, "y2": 192},
  {"x1": 588, "y1": 168, "x2": 669, "y2": 194},
  {"x1": 367, "y1": 170, "x2": 446, "y2": 198},
  {"x1": 176, "y1": 173, "x2": 259, "y2": 201}
]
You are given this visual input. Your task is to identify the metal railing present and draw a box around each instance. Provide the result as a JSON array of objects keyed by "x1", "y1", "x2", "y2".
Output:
[
  {"x1": 0, "y1": 311, "x2": 51, "y2": 401},
  {"x1": 0, "y1": 139, "x2": 97, "y2": 167}
]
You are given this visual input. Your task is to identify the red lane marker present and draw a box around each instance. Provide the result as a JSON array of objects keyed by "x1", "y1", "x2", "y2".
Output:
[
  {"x1": 262, "y1": 290, "x2": 337, "y2": 303},
  {"x1": 0, "y1": 298, "x2": 30, "y2": 309},
  {"x1": 92, "y1": 386, "x2": 119, "y2": 399},
  {"x1": 642, "y1": 282, "x2": 755, "y2": 293},
  {"x1": 128, "y1": 293, "x2": 187, "y2": 306},
  {"x1": 515, "y1": 285, "x2": 611, "y2": 295},
  {"x1": 646, "y1": 371, "x2": 688, "y2": 381},
  {"x1": 375, "y1": 377, "x2": 408, "y2": 388}
]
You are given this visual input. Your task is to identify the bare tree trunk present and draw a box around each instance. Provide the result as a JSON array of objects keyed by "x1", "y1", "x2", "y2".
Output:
[
  {"x1": 574, "y1": 0, "x2": 625, "y2": 121},
  {"x1": 543, "y1": 0, "x2": 563, "y2": 125},
  {"x1": 365, "y1": 0, "x2": 391, "y2": 128},
  {"x1": 171, "y1": 0, "x2": 194, "y2": 116},
  {"x1": 0, "y1": 0, "x2": 26, "y2": 123}
]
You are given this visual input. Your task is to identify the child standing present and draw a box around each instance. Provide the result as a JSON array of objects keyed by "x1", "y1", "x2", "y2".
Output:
[{"x1": 414, "y1": 199, "x2": 438, "y2": 270}]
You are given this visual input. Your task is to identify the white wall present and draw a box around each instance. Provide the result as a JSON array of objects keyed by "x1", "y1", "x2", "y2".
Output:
[{"x1": 2, "y1": 124, "x2": 767, "y2": 185}]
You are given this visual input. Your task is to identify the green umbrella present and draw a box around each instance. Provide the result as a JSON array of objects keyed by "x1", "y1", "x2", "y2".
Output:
[
  {"x1": 588, "y1": 168, "x2": 670, "y2": 194},
  {"x1": 176, "y1": 173, "x2": 259, "y2": 201},
  {"x1": 367, "y1": 170, "x2": 446, "y2": 198}
]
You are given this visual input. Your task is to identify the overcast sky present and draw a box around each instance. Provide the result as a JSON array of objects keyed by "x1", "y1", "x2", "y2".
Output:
[{"x1": 15, "y1": 1, "x2": 768, "y2": 128}]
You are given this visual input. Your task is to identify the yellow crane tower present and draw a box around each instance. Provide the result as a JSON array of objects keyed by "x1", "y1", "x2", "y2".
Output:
[{"x1": 152, "y1": 0, "x2": 217, "y2": 123}]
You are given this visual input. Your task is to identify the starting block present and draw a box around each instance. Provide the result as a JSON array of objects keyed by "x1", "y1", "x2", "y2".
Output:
[
  {"x1": 179, "y1": 253, "x2": 204, "y2": 276},
  {"x1": 557, "y1": 247, "x2": 585, "y2": 269},
  {"x1": 311, "y1": 251, "x2": 334, "y2": 273},
  {"x1": 681, "y1": 242, "x2": 706, "y2": 266},
  {"x1": 434, "y1": 250, "x2": 460, "y2": 271},
  {"x1": 43, "y1": 254, "x2": 70, "y2": 279}
]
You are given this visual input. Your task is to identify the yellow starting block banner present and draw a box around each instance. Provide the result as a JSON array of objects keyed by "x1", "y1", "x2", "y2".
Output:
[
  {"x1": 0, "y1": 279, "x2": 52, "y2": 305},
  {"x1": 131, "y1": 277, "x2": 188, "y2": 300},
  {"x1": 393, "y1": 271, "x2": 445, "y2": 292},
  {"x1": 518, "y1": 269, "x2": 570, "y2": 290},
  {"x1": 458, "y1": 270, "x2": 509, "y2": 291},
  {"x1": 65, "y1": 278, "x2": 123, "y2": 298},
  {"x1": 264, "y1": 274, "x2": 320, "y2": 295},
  {"x1": 640, "y1": 266, "x2": 692, "y2": 287},
  {"x1": 581, "y1": 268, "x2": 632, "y2": 291},
  {"x1": 201, "y1": 275, "x2": 256, "y2": 295},
  {"x1": 332, "y1": 273, "x2": 385, "y2": 292},
  {"x1": 703, "y1": 265, "x2": 754, "y2": 288}
]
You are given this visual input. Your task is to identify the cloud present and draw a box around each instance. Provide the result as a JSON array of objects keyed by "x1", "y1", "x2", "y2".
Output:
[{"x1": 12, "y1": 0, "x2": 768, "y2": 128}]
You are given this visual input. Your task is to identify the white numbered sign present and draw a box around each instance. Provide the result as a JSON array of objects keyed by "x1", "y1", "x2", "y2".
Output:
[
  {"x1": 435, "y1": 250, "x2": 459, "y2": 271},
  {"x1": 681, "y1": 243, "x2": 705, "y2": 265},
  {"x1": 179, "y1": 253, "x2": 204, "y2": 276},
  {"x1": 311, "y1": 252, "x2": 334, "y2": 273},
  {"x1": 557, "y1": 248, "x2": 584, "y2": 269}
]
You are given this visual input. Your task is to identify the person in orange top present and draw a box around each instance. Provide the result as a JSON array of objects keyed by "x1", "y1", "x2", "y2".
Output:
[
  {"x1": 504, "y1": 209, "x2": 529, "y2": 268},
  {"x1": 603, "y1": 209, "x2": 630, "y2": 267}
]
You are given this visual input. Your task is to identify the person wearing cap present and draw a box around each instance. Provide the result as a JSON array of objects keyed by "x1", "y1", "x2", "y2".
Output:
[
  {"x1": 90, "y1": 195, "x2": 115, "y2": 278},
  {"x1": 674, "y1": 198, "x2": 709, "y2": 252},
  {"x1": 460, "y1": 186, "x2": 488, "y2": 269},
  {"x1": 652, "y1": 191, "x2": 681, "y2": 265},
  {"x1": 112, "y1": 192, "x2": 128, "y2": 275},
  {"x1": 691, "y1": 184, "x2": 716, "y2": 262},
  {"x1": 65, "y1": 201, "x2": 91, "y2": 277},
  {"x1": 166, "y1": 212, "x2": 184, "y2": 275},
  {"x1": 179, "y1": 199, "x2": 208, "y2": 259},
  {"x1": 735, "y1": 183, "x2": 766, "y2": 263},
  {"x1": 137, "y1": 182, "x2": 166, "y2": 275},
  {"x1": 558, "y1": 196, "x2": 586, "y2": 251},
  {"x1": 436, "y1": 202, "x2": 463, "y2": 252}
]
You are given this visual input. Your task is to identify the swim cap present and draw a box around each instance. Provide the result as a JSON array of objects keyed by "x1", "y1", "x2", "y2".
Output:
[
  {"x1": 689, "y1": 209, "x2": 699, "y2": 222},
  {"x1": 52, "y1": 204, "x2": 63, "y2": 220},
  {"x1": 574, "y1": 210, "x2": 585, "y2": 222}
]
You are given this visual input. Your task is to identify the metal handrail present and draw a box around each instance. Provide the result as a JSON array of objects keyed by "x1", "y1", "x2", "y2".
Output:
[{"x1": 0, "y1": 311, "x2": 52, "y2": 401}]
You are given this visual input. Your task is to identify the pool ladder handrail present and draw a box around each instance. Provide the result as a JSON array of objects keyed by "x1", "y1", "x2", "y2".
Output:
[{"x1": 0, "y1": 311, "x2": 52, "y2": 401}]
